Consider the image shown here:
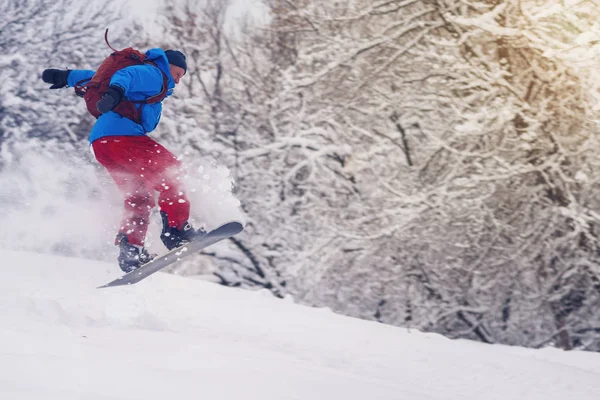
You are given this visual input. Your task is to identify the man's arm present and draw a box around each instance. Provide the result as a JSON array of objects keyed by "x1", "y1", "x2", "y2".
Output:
[
  {"x1": 96, "y1": 65, "x2": 164, "y2": 114},
  {"x1": 41, "y1": 69, "x2": 95, "y2": 89},
  {"x1": 67, "y1": 70, "x2": 95, "y2": 87},
  {"x1": 108, "y1": 65, "x2": 164, "y2": 98}
]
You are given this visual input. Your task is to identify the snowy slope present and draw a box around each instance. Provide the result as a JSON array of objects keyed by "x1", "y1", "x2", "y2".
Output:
[{"x1": 1, "y1": 249, "x2": 599, "y2": 400}]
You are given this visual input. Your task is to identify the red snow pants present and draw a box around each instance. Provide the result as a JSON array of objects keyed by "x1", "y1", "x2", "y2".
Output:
[{"x1": 92, "y1": 136, "x2": 190, "y2": 246}]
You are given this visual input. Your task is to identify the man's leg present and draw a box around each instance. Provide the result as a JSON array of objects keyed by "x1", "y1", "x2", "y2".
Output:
[
  {"x1": 118, "y1": 189, "x2": 155, "y2": 246},
  {"x1": 91, "y1": 137, "x2": 156, "y2": 246},
  {"x1": 154, "y1": 176, "x2": 191, "y2": 231},
  {"x1": 137, "y1": 137, "x2": 203, "y2": 249},
  {"x1": 135, "y1": 137, "x2": 191, "y2": 230}
]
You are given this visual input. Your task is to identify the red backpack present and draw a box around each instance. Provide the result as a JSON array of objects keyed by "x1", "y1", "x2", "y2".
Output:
[{"x1": 74, "y1": 29, "x2": 168, "y2": 123}]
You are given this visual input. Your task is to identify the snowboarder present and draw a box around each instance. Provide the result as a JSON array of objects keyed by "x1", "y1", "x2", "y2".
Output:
[{"x1": 41, "y1": 48, "x2": 204, "y2": 273}]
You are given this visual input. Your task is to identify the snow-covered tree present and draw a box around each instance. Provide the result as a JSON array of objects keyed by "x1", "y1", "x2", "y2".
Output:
[
  {"x1": 0, "y1": 0, "x2": 132, "y2": 258},
  {"x1": 263, "y1": 0, "x2": 600, "y2": 350},
  {"x1": 0, "y1": 0, "x2": 124, "y2": 148}
]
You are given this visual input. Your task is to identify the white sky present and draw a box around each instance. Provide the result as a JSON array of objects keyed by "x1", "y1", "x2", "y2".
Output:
[{"x1": 1, "y1": 249, "x2": 599, "y2": 399}]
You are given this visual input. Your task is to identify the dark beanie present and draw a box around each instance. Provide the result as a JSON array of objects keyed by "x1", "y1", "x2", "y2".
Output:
[{"x1": 165, "y1": 50, "x2": 187, "y2": 74}]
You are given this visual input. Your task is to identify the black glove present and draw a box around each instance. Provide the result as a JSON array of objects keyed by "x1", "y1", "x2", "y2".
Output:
[
  {"x1": 96, "y1": 85, "x2": 124, "y2": 114},
  {"x1": 41, "y1": 69, "x2": 70, "y2": 89}
]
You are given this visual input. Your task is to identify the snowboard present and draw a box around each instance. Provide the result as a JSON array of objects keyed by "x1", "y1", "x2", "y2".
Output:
[{"x1": 98, "y1": 221, "x2": 244, "y2": 288}]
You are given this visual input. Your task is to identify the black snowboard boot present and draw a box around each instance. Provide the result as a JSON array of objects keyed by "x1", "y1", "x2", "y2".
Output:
[
  {"x1": 116, "y1": 233, "x2": 154, "y2": 273},
  {"x1": 160, "y1": 211, "x2": 206, "y2": 250}
]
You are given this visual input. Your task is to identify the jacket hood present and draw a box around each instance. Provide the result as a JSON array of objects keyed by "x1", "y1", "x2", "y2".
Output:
[{"x1": 145, "y1": 48, "x2": 176, "y2": 94}]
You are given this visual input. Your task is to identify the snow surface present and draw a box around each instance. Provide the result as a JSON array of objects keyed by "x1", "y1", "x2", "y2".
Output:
[{"x1": 1, "y1": 249, "x2": 600, "y2": 400}]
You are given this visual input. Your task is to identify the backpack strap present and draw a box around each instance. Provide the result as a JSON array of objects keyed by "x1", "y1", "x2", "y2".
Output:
[
  {"x1": 129, "y1": 60, "x2": 169, "y2": 105},
  {"x1": 145, "y1": 59, "x2": 169, "y2": 102},
  {"x1": 146, "y1": 71, "x2": 169, "y2": 103},
  {"x1": 127, "y1": 62, "x2": 170, "y2": 128},
  {"x1": 73, "y1": 78, "x2": 92, "y2": 97}
]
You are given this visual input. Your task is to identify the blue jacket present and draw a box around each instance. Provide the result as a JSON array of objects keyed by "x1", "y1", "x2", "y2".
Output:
[{"x1": 67, "y1": 48, "x2": 176, "y2": 144}]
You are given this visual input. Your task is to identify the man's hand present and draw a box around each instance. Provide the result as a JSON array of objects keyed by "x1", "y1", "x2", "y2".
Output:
[
  {"x1": 96, "y1": 86, "x2": 124, "y2": 114},
  {"x1": 41, "y1": 69, "x2": 70, "y2": 89}
]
